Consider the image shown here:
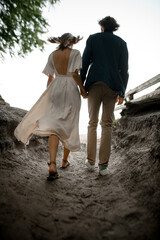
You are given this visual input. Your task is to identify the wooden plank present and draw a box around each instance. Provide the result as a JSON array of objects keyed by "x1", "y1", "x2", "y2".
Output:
[
  {"x1": 128, "y1": 88, "x2": 160, "y2": 103},
  {"x1": 115, "y1": 88, "x2": 160, "y2": 111},
  {"x1": 125, "y1": 74, "x2": 160, "y2": 99},
  {"x1": 114, "y1": 105, "x2": 126, "y2": 111}
]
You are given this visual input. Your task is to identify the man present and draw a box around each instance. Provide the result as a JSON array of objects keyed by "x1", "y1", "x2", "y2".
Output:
[{"x1": 80, "y1": 16, "x2": 129, "y2": 176}]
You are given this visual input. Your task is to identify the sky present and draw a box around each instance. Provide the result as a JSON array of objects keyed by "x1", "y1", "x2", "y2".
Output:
[{"x1": 0, "y1": 0, "x2": 160, "y2": 135}]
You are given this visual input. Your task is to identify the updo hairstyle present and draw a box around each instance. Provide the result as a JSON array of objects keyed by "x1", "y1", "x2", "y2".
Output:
[{"x1": 48, "y1": 33, "x2": 83, "y2": 50}]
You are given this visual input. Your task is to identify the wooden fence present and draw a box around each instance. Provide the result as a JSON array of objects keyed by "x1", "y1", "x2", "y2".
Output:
[{"x1": 115, "y1": 74, "x2": 160, "y2": 111}]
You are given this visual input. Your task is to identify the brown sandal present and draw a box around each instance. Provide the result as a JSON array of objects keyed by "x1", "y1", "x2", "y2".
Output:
[
  {"x1": 47, "y1": 172, "x2": 59, "y2": 181},
  {"x1": 47, "y1": 162, "x2": 59, "y2": 181},
  {"x1": 60, "y1": 159, "x2": 70, "y2": 169}
]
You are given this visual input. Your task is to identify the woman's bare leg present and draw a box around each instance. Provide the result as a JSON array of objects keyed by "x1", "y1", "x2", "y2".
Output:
[
  {"x1": 62, "y1": 147, "x2": 70, "y2": 168},
  {"x1": 49, "y1": 135, "x2": 59, "y2": 173}
]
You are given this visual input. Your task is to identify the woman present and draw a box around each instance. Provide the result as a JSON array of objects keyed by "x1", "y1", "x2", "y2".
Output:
[{"x1": 14, "y1": 33, "x2": 87, "y2": 180}]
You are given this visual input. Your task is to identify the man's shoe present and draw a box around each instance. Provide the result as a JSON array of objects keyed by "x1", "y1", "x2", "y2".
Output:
[
  {"x1": 85, "y1": 159, "x2": 95, "y2": 171},
  {"x1": 99, "y1": 166, "x2": 107, "y2": 176}
]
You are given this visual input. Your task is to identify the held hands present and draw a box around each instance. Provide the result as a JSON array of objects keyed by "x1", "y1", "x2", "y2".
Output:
[
  {"x1": 71, "y1": 71, "x2": 88, "y2": 98},
  {"x1": 80, "y1": 87, "x2": 88, "y2": 99},
  {"x1": 116, "y1": 96, "x2": 124, "y2": 105}
]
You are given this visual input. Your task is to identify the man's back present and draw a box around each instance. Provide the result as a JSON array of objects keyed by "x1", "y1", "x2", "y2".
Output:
[
  {"x1": 82, "y1": 16, "x2": 129, "y2": 176},
  {"x1": 81, "y1": 31, "x2": 129, "y2": 98}
]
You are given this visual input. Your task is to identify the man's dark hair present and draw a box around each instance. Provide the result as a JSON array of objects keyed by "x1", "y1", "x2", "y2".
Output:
[{"x1": 98, "y1": 16, "x2": 120, "y2": 32}]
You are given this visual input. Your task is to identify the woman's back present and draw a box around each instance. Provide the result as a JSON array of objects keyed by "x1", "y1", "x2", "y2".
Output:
[{"x1": 53, "y1": 48, "x2": 72, "y2": 75}]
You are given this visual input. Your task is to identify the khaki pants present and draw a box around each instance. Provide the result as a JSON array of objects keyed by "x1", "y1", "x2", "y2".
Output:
[{"x1": 87, "y1": 82, "x2": 118, "y2": 166}]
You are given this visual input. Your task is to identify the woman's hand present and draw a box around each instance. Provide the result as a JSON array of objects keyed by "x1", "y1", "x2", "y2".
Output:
[{"x1": 80, "y1": 87, "x2": 88, "y2": 98}]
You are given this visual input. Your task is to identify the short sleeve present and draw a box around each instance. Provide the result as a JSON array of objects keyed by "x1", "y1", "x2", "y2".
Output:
[
  {"x1": 68, "y1": 50, "x2": 82, "y2": 73},
  {"x1": 42, "y1": 53, "x2": 55, "y2": 76}
]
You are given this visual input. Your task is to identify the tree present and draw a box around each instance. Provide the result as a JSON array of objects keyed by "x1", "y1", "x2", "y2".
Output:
[{"x1": 0, "y1": 0, "x2": 59, "y2": 58}]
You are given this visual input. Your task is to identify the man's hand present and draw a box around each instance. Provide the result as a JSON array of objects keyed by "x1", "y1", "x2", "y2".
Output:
[
  {"x1": 116, "y1": 96, "x2": 124, "y2": 105},
  {"x1": 80, "y1": 88, "x2": 88, "y2": 99}
]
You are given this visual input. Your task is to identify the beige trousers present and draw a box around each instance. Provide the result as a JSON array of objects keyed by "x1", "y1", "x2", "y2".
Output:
[{"x1": 87, "y1": 82, "x2": 118, "y2": 167}]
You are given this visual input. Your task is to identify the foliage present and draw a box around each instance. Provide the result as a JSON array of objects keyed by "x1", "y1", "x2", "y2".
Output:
[{"x1": 0, "y1": 0, "x2": 59, "y2": 58}]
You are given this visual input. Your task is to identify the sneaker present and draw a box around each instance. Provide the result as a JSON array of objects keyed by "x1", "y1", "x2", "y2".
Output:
[
  {"x1": 99, "y1": 166, "x2": 107, "y2": 176},
  {"x1": 85, "y1": 159, "x2": 95, "y2": 171}
]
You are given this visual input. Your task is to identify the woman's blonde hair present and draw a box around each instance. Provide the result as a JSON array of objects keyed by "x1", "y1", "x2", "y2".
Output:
[{"x1": 48, "y1": 33, "x2": 83, "y2": 50}]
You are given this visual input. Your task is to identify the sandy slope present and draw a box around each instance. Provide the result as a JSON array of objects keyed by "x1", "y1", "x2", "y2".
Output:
[
  {"x1": 0, "y1": 141, "x2": 159, "y2": 240},
  {"x1": 0, "y1": 104, "x2": 160, "y2": 240}
]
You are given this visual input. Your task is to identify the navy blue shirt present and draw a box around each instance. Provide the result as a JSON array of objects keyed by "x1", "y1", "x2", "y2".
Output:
[{"x1": 80, "y1": 32, "x2": 129, "y2": 98}]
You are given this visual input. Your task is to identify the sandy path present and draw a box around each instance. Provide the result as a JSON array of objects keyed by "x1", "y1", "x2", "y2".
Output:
[{"x1": 0, "y1": 138, "x2": 159, "y2": 240}]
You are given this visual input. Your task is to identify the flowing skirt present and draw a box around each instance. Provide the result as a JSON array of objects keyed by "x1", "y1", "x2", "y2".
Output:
[{"x1": 14, "y1": 76, "x2": 81, "y2": 151}]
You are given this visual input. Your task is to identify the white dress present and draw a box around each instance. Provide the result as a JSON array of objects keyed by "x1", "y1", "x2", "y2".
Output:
[{"x1": 14, "y1": 49, "x2": 82, "y2": 151}]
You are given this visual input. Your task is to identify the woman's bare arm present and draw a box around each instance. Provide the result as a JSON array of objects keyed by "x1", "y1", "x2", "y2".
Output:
[
  {"x1": 72, "y1": 70, "x2": 88, "y2": 98},
  {"x1": 47, "y1": 74, "x2": 54, "y2": 87}
]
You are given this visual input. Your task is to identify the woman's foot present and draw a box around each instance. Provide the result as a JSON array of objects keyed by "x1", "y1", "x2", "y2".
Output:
[
  {"x1": 47, "y1": 162, "x2": 59, "y2": 181},
  {"x1": 60, "y1": 159, "x2": 70, "y2": 169},
  {"x1": 48, "y1": 161, "x2": 57, "y2": 172}
]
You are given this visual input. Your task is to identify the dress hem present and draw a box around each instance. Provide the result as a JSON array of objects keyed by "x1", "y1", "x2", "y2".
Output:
[{"x1": 33, "y1": 130, "x2": 81, "y2": 152}]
